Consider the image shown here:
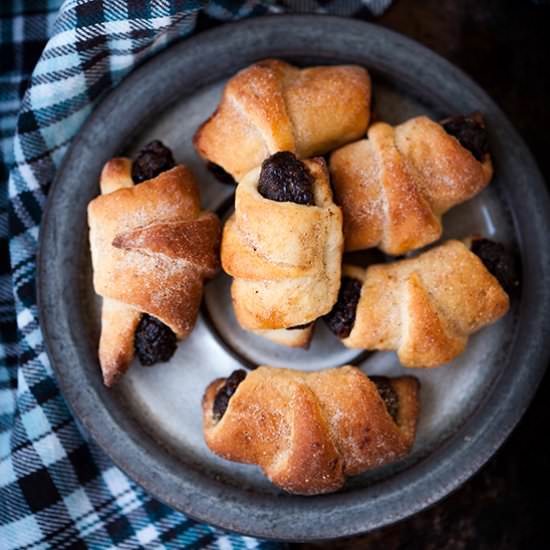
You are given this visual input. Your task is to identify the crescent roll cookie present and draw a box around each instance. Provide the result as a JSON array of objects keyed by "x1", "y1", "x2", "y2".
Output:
[
  {"x1": 202, "y1": 366, "x2": 420, "y2": 495},
  {"x1": 221, "y1": 152, "x2": 343, "y2": 346},
  {"x1": 88, "y1": 141, "x2": 221, "y2": 386},
  {"x1": 194, "y1": 59, "x2": 371, "y2": 181},
  {"x1": 324, "y1": 239, "x2": 511, "y2": 368},
  {"x1": 330, "y1": 113, "x2": 493, "y2": 255}
]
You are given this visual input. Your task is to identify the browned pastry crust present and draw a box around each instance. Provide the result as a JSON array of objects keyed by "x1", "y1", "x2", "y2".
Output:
[
  {"x1": 88, "y1": 159, "x2": 220, "y2": 386},
  {"x1": 202, "y1": 366, "x2": 419, "y2": 495},
  {"x1": 341, "y1": 239, "x2": 509, "y2": 367},
  {"x1": 194, "y1": 59, "x2": 371, "y2": 180},
  {"x1": 329, "y1": 116, "x2": 493, "y2": 255},
  {"x1": 221, "y1": 158, "x2": 343, "y2": 343}
]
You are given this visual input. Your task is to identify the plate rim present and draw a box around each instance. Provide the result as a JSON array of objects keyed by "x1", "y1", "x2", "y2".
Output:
[{"x1": 37, "y1": 14, "x2": 550, "y2": 541}]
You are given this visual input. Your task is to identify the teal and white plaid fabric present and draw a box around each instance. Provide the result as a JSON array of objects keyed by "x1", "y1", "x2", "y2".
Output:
[{"x1": 0, "y1": 1, "x2": 390, "y2": 547}]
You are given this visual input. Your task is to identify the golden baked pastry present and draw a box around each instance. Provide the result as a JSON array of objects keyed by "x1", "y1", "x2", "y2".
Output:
[
  {"x1": 194, "y1": 59, "x2": 371, "y2": 182},
  {"x1": 221, "y1": 152, "x2": 343, "y2": 347},
  {"x1": 324, "y1": 239, "x2": 510, "y2": 368},
  {"x1": 88, "y1": 141, "x2": 220, "y2": 386},
  {"x1": 202, "y1": 366, "x2": 419, "y2": 495},
  {"x1": 329, "y1": 113, "x2": 493, "y2": 255}
]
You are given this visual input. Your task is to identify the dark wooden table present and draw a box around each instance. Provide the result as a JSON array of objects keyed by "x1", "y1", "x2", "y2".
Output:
[{"x1": 294, "y1": 0, "x2": 550, "y2": 548}]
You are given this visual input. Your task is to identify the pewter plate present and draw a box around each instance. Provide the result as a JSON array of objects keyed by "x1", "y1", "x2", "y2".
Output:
[{"x1": 38, "y1": 16, "x2": 550, "y2": 541}]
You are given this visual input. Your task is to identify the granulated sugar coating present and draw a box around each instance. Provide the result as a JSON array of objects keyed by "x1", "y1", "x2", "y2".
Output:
[
  {"x1": 343, "y1": 240, "x2": 510, "y2": 368},
  {"x1": 222, "y1": 157, "x2": 343, "y2": 339},
  {"x1": 330, "y1": 115, "x2": 493, "y2": 255},
  {"x1": 88, "y1": 154, "x2": 220, "y2": 384},
  {"x1": 193, "y1": 59, "x2": 371, "y2": 181},
  {"x1": 202, "y1": 366, "x2": 419, "y2": 495}
]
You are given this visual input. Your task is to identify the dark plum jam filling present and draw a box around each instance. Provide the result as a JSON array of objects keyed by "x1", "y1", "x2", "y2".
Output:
[
  {"x1": 134, "y1": 314, "x2": 177, "y2": 366},
  {"x1": 370, "y1": 376, "x2": 399, "y2": 422},
  {"x1": 258, "y1": 152, "x2": 315, "y2": 205},
  {"x1": 131, "y1": 140, "x2": 175, "y2": 184},
  {"x1": 471, "y1": 238, "x2": 520, "y2": 294},
  {"x1": 212, "y1": 369, "x2": 247, "y2": 421},
  {"x1": 324, "y1": 277, "x2": 362, "y2": 339},
  {"x1": 440, "y1": 112, "x2": 489, "y2": 162}
]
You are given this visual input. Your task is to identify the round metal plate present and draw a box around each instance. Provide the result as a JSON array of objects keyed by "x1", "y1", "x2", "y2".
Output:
[{"x1": 38, "y1": 15, "x2": 550, "y2": 541}]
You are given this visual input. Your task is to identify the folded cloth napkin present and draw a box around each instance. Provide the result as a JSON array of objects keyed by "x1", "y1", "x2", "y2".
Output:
[{"x1": 0, "y1": 0, "x2": 391, "y2": 548}]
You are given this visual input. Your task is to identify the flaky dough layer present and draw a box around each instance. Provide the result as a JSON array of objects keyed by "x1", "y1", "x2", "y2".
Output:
[
  {"x1": 342, "y1": 240, "x2": 509, "y2": 367},
  {"x1": 221, "y1": 158, "x2": 343, "y2": 339},
  {"x1": 330, "y1": 116, "x2": 493, "y2": 255},
  {"x1": 194, "y1": 59, "x2": 371, "y2": 180},
  {"x1": 88, "y1": 159, "x2": 220, "y2": 386},
  {"x1": 203, "y1": 366, "x2": 419, "y2": 495}
]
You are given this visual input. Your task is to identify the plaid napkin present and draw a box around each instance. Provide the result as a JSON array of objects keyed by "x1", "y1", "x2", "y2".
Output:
[{"x1": 0, "y1": 0, "x2": 391, "y2": 548}]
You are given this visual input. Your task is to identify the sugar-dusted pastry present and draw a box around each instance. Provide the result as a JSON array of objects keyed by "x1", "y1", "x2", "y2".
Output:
[
  {"x1": 202, "y1": 366, "x2": 419, "y2": 495},
  {"x1": 88, "y1": 141, "x2": 221, "y2": 386},
  {"x1": 221, "y1": 152, "x2": 343, "y2": 347},
  {"x1": 329, "y1": 113, "x2": 493, "y2": 255},
  {"x1": 194, "y1": 59, "x2": 371, "y2": 182},
  {"x1": 324, "y1": 239, "x2": 514, "y2": 368}
]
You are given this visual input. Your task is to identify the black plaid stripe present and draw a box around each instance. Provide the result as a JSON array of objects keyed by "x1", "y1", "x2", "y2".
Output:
[
  {"x1": 127, "y1": 0, "x2": 152, "y2": 20},
  {"x1": 68, "y1": 445, "x2": 101, "y2": 486},
  {"x1": 18, "y1": 467, "x2": 61, "y2": 512},
  {"x1": 0, "y1": 480, "x2": 33, "y2": 522}
]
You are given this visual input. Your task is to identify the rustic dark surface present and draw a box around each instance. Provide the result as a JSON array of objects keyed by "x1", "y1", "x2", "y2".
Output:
[{"x1": 294, "y1": 1, "x2": 550, "y2": 548}]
